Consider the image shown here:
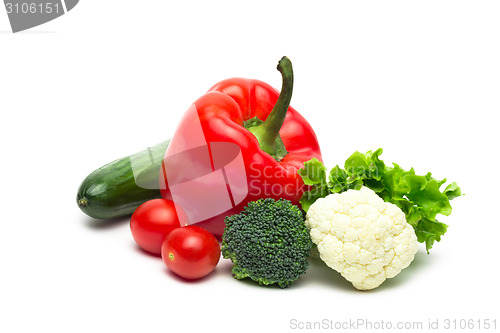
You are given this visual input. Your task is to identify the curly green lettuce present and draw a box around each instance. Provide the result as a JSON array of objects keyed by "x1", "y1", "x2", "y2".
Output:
[{"x1": 298, "y1": 149, "x2": 462, "y2": 252}]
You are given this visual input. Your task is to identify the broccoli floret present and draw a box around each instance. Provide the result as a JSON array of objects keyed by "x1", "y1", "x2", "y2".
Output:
[{"x1": 221, "y1": 198, "x2": 313, "y2": 288}]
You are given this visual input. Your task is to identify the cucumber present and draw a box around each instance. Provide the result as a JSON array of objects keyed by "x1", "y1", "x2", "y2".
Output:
[{"x1": 77, "y1": 140, "x2": 170, "y2": 219}]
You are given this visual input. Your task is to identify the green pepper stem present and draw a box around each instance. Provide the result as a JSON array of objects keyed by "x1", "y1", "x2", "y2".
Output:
[
  {"x1": 249, "y1": 57, "x2": 293, "y2": 159},
  {"x1": 260, "y1": 57, "x2": 293, "y2": 148}
]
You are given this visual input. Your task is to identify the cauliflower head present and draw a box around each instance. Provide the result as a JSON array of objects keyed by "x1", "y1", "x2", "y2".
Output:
[{"x1": 306, "y1": 187, "x2": 418, "y2": 290}]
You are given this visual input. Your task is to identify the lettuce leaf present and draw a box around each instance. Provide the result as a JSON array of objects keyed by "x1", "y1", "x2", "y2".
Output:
[
  {"x1": 298, "y1": 158, "x2": 330, "y2": 212},
  {"x1": 298, "y1": 149, "x2": 461, "y2": 252}
]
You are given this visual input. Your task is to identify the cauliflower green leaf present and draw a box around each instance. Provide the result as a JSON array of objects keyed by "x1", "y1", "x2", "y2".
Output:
[
  {"x1": 298, "y1": 158, "x2": 331, "y2": 212},
  {"x1": 298, "y1": 149, "x2": 462, "y2": 253}
]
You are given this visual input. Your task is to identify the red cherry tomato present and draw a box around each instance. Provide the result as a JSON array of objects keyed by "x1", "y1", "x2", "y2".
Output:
[
  {"x1": 161, "y1": 225, "x2": 220, "y2": 280},
  {"x1": 130, "y1": 199, "x2": 181, "y2": 255}
]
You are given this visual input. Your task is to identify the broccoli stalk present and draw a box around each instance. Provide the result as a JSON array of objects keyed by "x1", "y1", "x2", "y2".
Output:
[{"x1": 221, "y1": 198, "x2": 313, "y2": 288}]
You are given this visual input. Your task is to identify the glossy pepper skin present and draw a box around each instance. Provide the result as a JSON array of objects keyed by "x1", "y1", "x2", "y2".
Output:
[{"x1": 160, "y1": 57, "x2": 322, "y2": 236}]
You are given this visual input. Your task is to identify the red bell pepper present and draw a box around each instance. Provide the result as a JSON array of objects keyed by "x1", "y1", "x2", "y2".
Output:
[{"x1": 160, "y1": 57, "x2": 322, "y2": 236}]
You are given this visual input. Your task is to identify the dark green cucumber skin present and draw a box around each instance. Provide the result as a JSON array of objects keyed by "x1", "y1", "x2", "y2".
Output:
[{"x1": 77, "y1": 140, "x2": 170, "y2": 219}]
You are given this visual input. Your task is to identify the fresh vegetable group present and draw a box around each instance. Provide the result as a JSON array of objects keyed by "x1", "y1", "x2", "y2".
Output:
[{"x1": 77, "y1": 57, "x2": 462, "y2": 290}]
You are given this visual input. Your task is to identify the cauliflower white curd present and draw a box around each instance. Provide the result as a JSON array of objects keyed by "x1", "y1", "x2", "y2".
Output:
[{"x1": 305, "y1": 187, "x2": 418, "y2": 290}]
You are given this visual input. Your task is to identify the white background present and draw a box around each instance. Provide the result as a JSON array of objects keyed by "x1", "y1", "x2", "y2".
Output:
[{"x1": 1, "y1": 1, "x2": 499, "y2": 332}]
